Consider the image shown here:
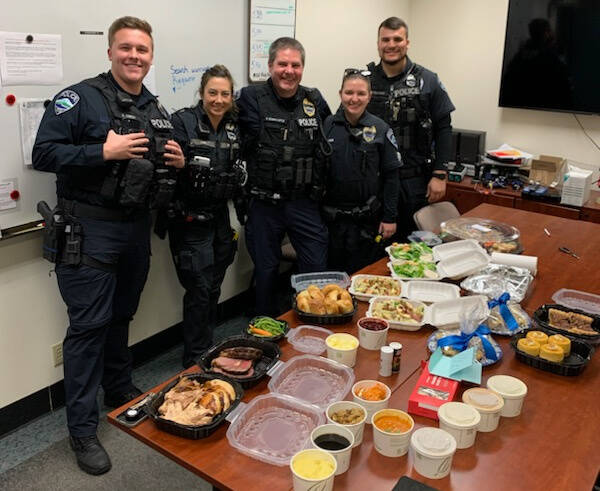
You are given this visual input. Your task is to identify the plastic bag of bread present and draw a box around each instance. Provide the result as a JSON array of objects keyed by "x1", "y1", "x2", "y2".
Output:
[{"x1": 296, "y1": 284, "x2": 354, "y2": 315}]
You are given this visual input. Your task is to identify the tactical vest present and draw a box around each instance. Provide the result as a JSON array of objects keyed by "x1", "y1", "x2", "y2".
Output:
[
  {"x1": 367, "y1": 62, "x2": 433, "y2": 161},
  {"x1": 175, "y1": 105, "x2": 244, "y2": 209},
  {"x1": 250, "y1": 84, "x2": 325, "y2": 199},
  {"x1": 69, "y1": 73, "x2": 175, "y2": 208}
]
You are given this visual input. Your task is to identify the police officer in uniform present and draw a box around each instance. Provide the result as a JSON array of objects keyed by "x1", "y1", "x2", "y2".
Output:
[
  {"x1": 323, "y1": 70, "x2": 401, "y2": 274},
  {"x1": 367, "y1": 17, "x2": 455, "y2": 240},
  {"x1": 32, "y1": 17, "x2": 184, "y2": 475},
  {"x1": 168, "y1": 65, "x2": 244, "y2": 368},
  {"x1": 238, "y1": 37, "x2": 331, "y2": 316}
]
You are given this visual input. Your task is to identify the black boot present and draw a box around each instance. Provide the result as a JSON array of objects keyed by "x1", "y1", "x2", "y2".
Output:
[
  {"x1": 104, "y1": 386, "x2": 143, "y2": 409},
  {"x1": 69, "y1": 435, "x2": 112, "y2": 475}
]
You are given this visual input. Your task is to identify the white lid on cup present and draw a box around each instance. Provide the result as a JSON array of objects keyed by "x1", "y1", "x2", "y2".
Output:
[
  {"x1": 462, "y1": 388, "x2": 504, "y2": 413},
  {"x1": 411, "y1": 427, "x2": 457, "y2": 458},
  {"x1": 438, "y1": 402, "x2": 481, "y2": 429},
  {"x1": 487, "y1": 375, "x2": 527, "y2": 399}
]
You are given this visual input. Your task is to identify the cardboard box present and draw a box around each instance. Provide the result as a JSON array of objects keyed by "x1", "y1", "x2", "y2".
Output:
[
  {"x1": 561, "y1": 165, "x2": 593, "y2": 207},
  {"x1": 529, "y1": 155, "x2": 565, "y2": 187},
  {"x1": 407, "y1": 361, "x2": 459, "y2": 421}
]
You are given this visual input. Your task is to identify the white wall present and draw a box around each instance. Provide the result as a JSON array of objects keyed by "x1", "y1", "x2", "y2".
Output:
[{"x1": 409, "y1": 0, "x2": 599, "y2": 182}]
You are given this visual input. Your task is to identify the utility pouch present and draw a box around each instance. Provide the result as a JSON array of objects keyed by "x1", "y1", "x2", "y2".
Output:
[
  {"x1": 152, "y1": 168, "x2": 177, "y2": 209},
  {"x1": 119, "y1": 158, "x2": 154, "y2": 207},
  {"x1": 37, "y1": 201, "x2": 66, "y2": 263},
  {"x1": 62, "y1": 222, "x2": 83, "y2": 266}
]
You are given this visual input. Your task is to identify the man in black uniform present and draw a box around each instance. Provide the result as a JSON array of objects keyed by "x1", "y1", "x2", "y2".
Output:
[
  {"x1": 32, "y1": 17, "x2": 184, "y2": 475},
  {"x1": 367, "y1": 17, "x2": 455, "y2": 240},
  {"x1": 323, "y1": 70, "x2": 401, "y2": 274},
  {"x1": 238, "y1": 37, "x2": 331, "y2": 316}
]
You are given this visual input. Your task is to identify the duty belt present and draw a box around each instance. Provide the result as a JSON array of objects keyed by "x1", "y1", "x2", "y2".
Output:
[
  {"x1": 322, "y1": 196, "x2": 381, "y2": 221},
  {"x1": 249, "y1": 187, "x2": 308, "y2": 203},
  {"x1": 60, "y1": 199, "x2": 148, "y2": 222},
  {"x1": 398, "y1": 165, "x2": 428, "y2": 179}
]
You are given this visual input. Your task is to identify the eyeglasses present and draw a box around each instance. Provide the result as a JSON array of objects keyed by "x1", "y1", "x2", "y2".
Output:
[{"x1": 343, "y1": 68, "x2": 371, "y2": 79}]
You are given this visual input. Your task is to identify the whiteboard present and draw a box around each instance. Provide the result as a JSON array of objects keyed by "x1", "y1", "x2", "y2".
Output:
[
  {"x1": 0, "y1": 0, "x2": 248, "y2": 231},
  {"x1": 249, "y1": 0, "x2": 296, "y2": 82}
]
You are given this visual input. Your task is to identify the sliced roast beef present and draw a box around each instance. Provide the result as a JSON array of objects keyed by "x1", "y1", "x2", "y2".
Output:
[
  {"x1": 211, "y1": 356, "x2": 253, "y2": 374},
  {"x1": 211, "y1": 366, "x2": 255, "y2": 379}
]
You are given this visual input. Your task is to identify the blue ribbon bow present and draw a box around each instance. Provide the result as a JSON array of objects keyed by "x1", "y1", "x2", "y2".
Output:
[
  {"x1": 487, "y1": 292, "x2": 519, "y2": 332},
  {"x1": 437, "y1": 325, "x2": 498, "y2": 361}
]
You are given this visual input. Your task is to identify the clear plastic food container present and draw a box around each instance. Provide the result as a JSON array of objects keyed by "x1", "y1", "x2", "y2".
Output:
[
  {"x1": 267, "y1": 355, "x2": 355, "y2": 410},
  {"x1": 226, "y1": 393, "x2": 325, "y2": 466},
  {"x1": 286, "y1": 325, "x2": 333, "y2": 355},
  {"x1": 552, "y1": 288, "x2": 600, "y2": 315},
  {"x1": 440, "y1": 217, "x2": 520, "y2": 243},
  {"x1": 291, "y1": 271, "x2": 350, "y2": 293}
]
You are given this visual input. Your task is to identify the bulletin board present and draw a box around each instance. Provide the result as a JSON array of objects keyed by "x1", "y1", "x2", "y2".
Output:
[
  {"x1": 0, "y1": 0, "x2": 248, "y2": 234},
  {"x1": 248, "y1": 0, "x2": 296, "y2": 82}
]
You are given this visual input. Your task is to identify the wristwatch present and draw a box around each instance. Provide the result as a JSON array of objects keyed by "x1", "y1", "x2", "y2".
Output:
[{"x1": 432, "y1": 172, "x2": 447, "y2": 180}]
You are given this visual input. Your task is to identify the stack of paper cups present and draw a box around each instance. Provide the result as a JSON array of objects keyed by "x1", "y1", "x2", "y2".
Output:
[{"x1": 490, "y1": 252, "x2": 538, "y2": 275}]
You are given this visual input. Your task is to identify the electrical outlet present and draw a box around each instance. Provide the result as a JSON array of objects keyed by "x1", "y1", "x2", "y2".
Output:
[{"x1": 52, "y1": 343, "x2": 63, "y2": 367}]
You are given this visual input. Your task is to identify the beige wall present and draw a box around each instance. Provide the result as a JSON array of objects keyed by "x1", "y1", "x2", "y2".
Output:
[{"x1": 409, "y1": 0, "x2": 599, "y2": 182}]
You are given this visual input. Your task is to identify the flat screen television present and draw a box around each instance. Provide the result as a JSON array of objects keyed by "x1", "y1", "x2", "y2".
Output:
[{"x1": 498, "y1": 0, "x2": 600, "y2": 115}]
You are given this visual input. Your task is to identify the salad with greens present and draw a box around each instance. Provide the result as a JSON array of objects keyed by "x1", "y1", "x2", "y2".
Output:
[
  {"x1": 388, "y1": 242, "x2": 434, "y2": 262},
  {"x1": 390, "y1": 260, "x2": 439, "y2": 279}
]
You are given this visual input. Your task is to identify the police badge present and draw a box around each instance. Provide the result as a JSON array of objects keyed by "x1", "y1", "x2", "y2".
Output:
[
  {"x1": 363, "y1": 125, "x2": 376, "y2": 143},
  {"x1": 302, "y1": 98, "x2": 316, "y2": 117},
  {"x1": 225, "y1": 122, "x2": 237, "y2": 140},
  {"x1": 405, "y1": 74, "x2": 416, "y2": 88}
]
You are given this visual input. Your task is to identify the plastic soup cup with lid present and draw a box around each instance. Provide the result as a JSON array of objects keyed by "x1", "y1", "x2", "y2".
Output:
[
  {"x1": 437, "y1": 402, "x2": 481, "y2": 449},
  {"x1": 326, "y1": 333, "x2": 359, "y2": 368},
  {"x1": 410, "y1": 427, "x2": 457, "y2": 479},
  {"x1": 326, "y1": 401, "x2": 368, "y2": 447},
  {"x1": 357, "y1": 317, "x2": 389, "y2": 350},
  {"x1": 290, "y1": 448, "x2": 337, "y2": 491},
  {"x1": 462, "y1": 388, "x2": 504, "y2": 432},
  {"x1": 486, "y1": 375, "x2": 528, "y2": 417},
  {"x1": 372, "y1": 409, "x2": 415, "y2": 457},
  {"x1": 310, "y1": 423, "x2": 354, "y2": 475},
  {"x1": 352, "y1": 380, "x2": 391, "y2": 425}
]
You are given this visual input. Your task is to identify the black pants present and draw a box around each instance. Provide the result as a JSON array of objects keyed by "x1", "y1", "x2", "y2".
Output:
[
  {"x1": 56, "y1": 213, "x2": 151, "y2": 437},
  {"x1": 245, "y1": 197, "x2": 328, "y2": 316},
  {"x1": 396, "y1": 175, "x2": 429, "y2": 242},
  {"x1": 327, "y1": 216, "x2": 383, "y2": 275},
  {"x1": 168, "y1": 205, "x2": 236, "y2": 367}
]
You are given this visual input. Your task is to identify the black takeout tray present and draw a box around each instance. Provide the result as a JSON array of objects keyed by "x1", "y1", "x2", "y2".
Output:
[
  {"x1": 293, "y1": 296, "x2": 358, "y2": 325},
  {"x1": 510, "y1": 328, "x2": 594, "y2": 376},
  {"x1": 242, "y1": 317, "x2": 289, "y2": 343},
  {"x1": 198, "y1": 335, "x2": 281, "y2": 389},
  {"x1": 146, "y1": 372, "x2": 243, "y2": 439},
  {"x1": 533, "y1": 304, "x2": 600, "y2": 344}
]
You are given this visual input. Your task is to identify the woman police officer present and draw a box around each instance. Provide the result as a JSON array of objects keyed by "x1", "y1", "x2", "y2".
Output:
[
  {"x1": 322, "y1": 70, "x2": 401, "y2": 274},
  {"x1": 168, "y1": 65, "x2": 245, "y2": 368}
]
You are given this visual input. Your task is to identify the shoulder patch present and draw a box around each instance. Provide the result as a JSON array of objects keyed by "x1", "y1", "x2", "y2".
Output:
[
  {"x1": 386, "y1": 128, "x2": 398, "y2": 149},
  {"x1": 54, "y1": 90, "x2": 80, "y2": 115}
]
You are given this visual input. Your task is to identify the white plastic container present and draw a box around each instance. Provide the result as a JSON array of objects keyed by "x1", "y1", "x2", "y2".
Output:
[
  {"x1": 432, "y1": 239, "x2": 487, "y2": 261},
  {"x1": 290, "y1": 448, "x2": 337, "y2": 491},
  {"x1": 326, "y1": 401, "x2": 368, "y2": 447},
  {"x1": 401, "y1": 281, "x2": 461, "y2": 304},
  {"x1": 437, "y1": 402, "x2": 481, "y2": 449},
  {"x1": 486, "y1": 375, "x2": 528, "y2": 418},
  {"x1": 371, "y1": 409, "x2": 414, "y2": 457},
  {"x1": 462, "y1": 388, "x2": 504, "y2": 432},
  {"x1": 357, "y1": 317, "x2": 389, "y2": 351},
  {"x1": 311, "y1": 423, "x2": 354, "y2": 475},
  {"x1": 348, "y1": 274, "x2": 402, "y2": 302},
  {"x1": 367, "y1": 295, "x2": 489, "y2": 331},
  {"x1": 387, "y1": 261, "x2": 440, "y2": 281},
  {"x1": 352, "y1": 380, "x2": 391, "y2": 425},
  {"x1": 436, "y1": 250, "x2": 490, "y2": 279},
  {"x1": 410, "y1": 427, "x2": 457, "y2": 479},
  {"x1": 325, "y1": 333, "x2": 359, "y2": 368}
]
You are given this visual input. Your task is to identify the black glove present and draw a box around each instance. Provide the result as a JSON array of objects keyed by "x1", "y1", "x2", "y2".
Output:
[{"x1": 233, "y1": 196, "x2": 249, "y2": 226}]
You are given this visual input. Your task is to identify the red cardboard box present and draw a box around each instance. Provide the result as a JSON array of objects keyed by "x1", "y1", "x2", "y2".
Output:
[{"x1": 408, "y1": 361, "x2": 459, "y2": 420}]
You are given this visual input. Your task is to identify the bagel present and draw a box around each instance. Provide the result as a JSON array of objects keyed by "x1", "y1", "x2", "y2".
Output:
[
  {"x1": 322, "y1": 283, "x2": 341, "y2": 296},
  {"x1": 308, "y1": 297, "x2": 327, "y2": 315},
  {"x1": 326, "y1": 289, "x2": 342, "y2": 302},
  {"x1": 338, "y1": 299, "x2": 354, "y2": 314},
  {"x1": 297, "y1": 295, "x2": 310, "y2": 313},
  {"x1": 307, "y1": 284, "x2": 323, "y2": 300},
  {"x1": 324, "y1": 296, "x2": 340, "y2": 315},
  {"x1": 339, "y1": 290, "x2": 352, "y2": 303}
]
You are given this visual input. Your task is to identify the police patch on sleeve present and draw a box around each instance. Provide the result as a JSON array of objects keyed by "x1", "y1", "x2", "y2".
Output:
[
  {"x1": 54, "y1": 90, "x2": 80, "y2": 115},
  {"x1": 386, "y1": 128, "x2": 398, "y2": 149}
]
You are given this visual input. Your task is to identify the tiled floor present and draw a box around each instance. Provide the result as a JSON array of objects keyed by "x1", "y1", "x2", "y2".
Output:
[{"x1": 0, "y1": 316, "x2": 246, "y2": 476}]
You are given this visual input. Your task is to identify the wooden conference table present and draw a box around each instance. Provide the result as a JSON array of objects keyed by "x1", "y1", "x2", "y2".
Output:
[{"x1": 108, "y1": 204, "x2": 600, "y2": 491}]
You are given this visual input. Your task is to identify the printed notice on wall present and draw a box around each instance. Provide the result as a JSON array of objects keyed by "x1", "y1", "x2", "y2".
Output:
[
  {"x1": 19, "y1": 99, "x2": 47, "y2": 167},
  {"x1": 0, "y1": 180, "x2": 17, "y2": 211},
  {"x1": 0, "y1": 31, "x2": 63, "y2": 86},
  {"x1": 249, "y1": 0, "x2": 296, "y2": 83}
]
